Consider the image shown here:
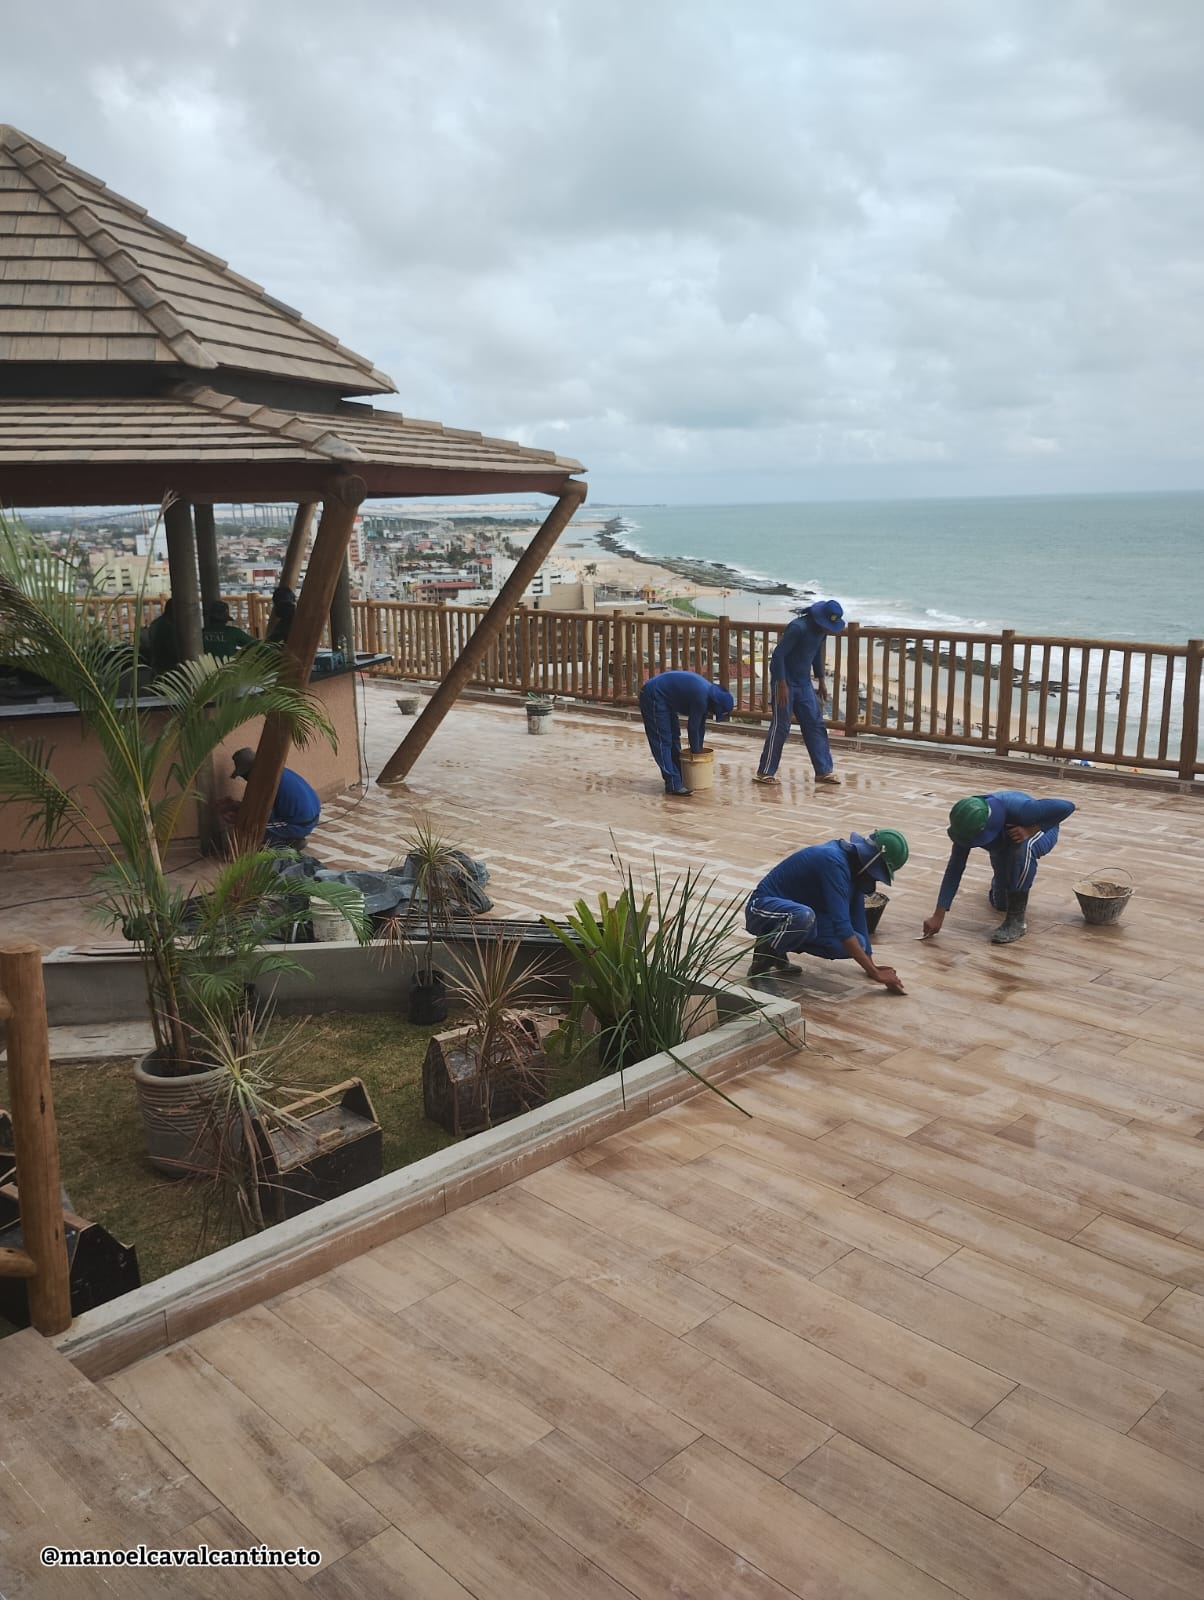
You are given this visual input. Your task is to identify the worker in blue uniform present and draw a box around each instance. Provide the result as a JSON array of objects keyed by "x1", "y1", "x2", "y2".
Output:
[
  {"x1": 923, "y1": 791, "x2": 1076, "y2": 945},
  {"x1": 226, "y1": 746, "x2": 322, "y2": 847},
  {"x1": 745, "y1": 828, "x2": 909, "y2": 988},
  {"x1": 755, "y1": 599, "x2": 845, "y2": 786},
  {"x1": 638, "y1": 670, "x2": 735, "y2": 796}
]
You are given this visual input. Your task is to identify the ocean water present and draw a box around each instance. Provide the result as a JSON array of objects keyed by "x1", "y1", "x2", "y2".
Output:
[{"x1": 602, "y1": 492, "x2": 1204, "y2": 644}]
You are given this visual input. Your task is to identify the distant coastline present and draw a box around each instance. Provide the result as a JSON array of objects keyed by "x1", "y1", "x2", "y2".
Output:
[{"x1": 597, "y1": 519, "x2": 797, "y2": 600}]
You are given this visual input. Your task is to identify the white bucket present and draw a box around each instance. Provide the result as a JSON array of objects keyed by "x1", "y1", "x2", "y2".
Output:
[
  {"x1": 526, "y1": 705, "x2": 553, "y2": 735},
  {"x1": 310, "y1": 892, "x2": 364, "y2": 942},
  {"x1": 680, "y1": 748, "x2": 715, "y2": 792}
]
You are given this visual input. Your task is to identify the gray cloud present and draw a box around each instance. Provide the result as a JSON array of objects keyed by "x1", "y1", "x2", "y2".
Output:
[{"x1": 3, "y1": 0, "x2": 1203, "y2": 498}]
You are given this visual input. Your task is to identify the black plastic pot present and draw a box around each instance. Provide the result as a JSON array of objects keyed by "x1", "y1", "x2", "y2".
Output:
[
  {"x1": 865, "y1": 892, "x2": 889, "y2": 938},
  {"x1": 407, "y1": 972, "x2": 449, "y2": 1025}
]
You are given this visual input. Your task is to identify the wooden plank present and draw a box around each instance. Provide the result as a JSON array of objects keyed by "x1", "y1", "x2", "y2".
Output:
[
  {"x1": 517, "y1": 1275, "x2": 831, "y2": 1477},
  {"x1": 820, "y1": 1120, "x2": 1100, "y2": 1238},
  {"x1": 402, "y1": 1279, "x2": 699, "y2": 1481},
  {"x1": 977, "y1": 1387, "x2": 1204, "y2": 1550},
  {"x1": 105, "y1": 1344, "x2": 385, "y2": 1564},
  {"x1": 349, "y1": 1433, "x2": 630, "y2": 1600},
  {"x1": 272, "y1": 1284, "x2": 554, "y2": 1472},
  {"x1": 687, "y1": 1243, "x2": 1015, "y2": 1426},
  {"x1": 1000, "y1": 1470, "x2": 1204, "y2": 1600},
  {"x1": 863, "y1": 1174, "x2": 1172, "y2": 1318},
  {"x1": 814, "y1": 1249, "x2": 1162, "y2": 1432},
  {"x1": 686, "y1": 1303, "x2": 1040, "y2": 1516},
  {"x1": 187, "y1": 1303, "x2": 418, "y2": 1478},
  {"x1": 786, "y1": 1434, "x2": 1130, "y2": 1600}
]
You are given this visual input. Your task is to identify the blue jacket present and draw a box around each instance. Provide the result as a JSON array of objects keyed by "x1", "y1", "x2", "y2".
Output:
[
  {"x1": 753, "y1": 839, "x2": 867, "y2": 946},
  {"x1": 640, "y1": 671, "x2": 733, "y2": 753},
  {"x1": 271, "y1": 768, "x2": 321, "y2": 834},
  {"x1": 937, "y1": 791, "x2": 1075, "y2": 908},
  {"x1": 769, "y1": 614, "x2": 827, "y2": 689}
]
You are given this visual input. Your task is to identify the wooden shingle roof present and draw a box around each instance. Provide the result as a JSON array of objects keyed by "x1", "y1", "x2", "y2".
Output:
[
  {"x1": 0, "y1": 388, "x2": 585, "y2": 504},
  {"x1": 0, "y1": 125, "x2": 395, "y2": 395}
]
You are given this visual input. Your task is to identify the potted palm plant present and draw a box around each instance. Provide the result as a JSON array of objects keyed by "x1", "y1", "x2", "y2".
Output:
[
  {"x1": 0, "y1": 519, "x2": 366, "y2": 1172},
  {"x1": 381, "y1": 816, "x2": 485, "y2": 1024},
  {"x1": 422, "y1": 930, "x2": 554, "y2": 1135}
]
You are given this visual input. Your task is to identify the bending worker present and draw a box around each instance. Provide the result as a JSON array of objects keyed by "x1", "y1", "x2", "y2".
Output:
[
  {"x1": 923, "y1": 790, "x2": 1076, "y2": 946},
  {"x1": 224, "y1": 747, "x2": 322, "y2": 848},
  {"x1": 745, "y1": 828, "x2": 909, "y2": 989},
  {"x1": 755, "y1": 599, "x2": 845, "y2": 786},
  {"x1": 638, "y1": 669, "x2": 734, "y2": 797}
]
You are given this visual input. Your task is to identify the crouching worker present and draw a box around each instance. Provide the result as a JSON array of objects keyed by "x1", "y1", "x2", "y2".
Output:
[
  {"x1": 745, "y1": 828, "x2": 909, "y2": 990},
  {"x1": 222, "y1": 747, "x2": 322, "y2": 848},
  {"x1": 638, "y1": 670, "x2": 734, "y2": 796},
  {"x1": 923, "y1": 790, "x2": 1076, "y2": 946}
]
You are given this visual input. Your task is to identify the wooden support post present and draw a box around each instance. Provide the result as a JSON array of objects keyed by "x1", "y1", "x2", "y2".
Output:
[
  {"x1": 330, "y1": 557, "x2": 355, "y2": 659},
  {"x1": 0, "y1": 942, "x2": 71, "y2": 1334},
  {"x1": 1179, "y1": 638, "x2": 1203, "y2": 781},
  {"x1": 377, "y1": 480, "x2": 587, "y2": 785},
  {"x1": 995, "y1": 629, "x2": 1015, "y2": 756},
  {"x1": 194, "y1": 503, "x2": 221, "y2": 612},
  {"x1": 235, "y1": 478, "x2": 367, "y2": 850},
  {"x1": 164, "y1": 498, "x2": 203, "y2": 661},
  {"x1": 843, "y1": 622, "x2": 861, "y2": 736},
  {"x1": 280, "y1": 502, "x2": 317, "y2": 592}
]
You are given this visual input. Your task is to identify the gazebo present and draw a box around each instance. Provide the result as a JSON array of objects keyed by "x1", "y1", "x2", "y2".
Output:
[{"x1": 0, "y1": 124, "x2": 586, "y2": 845}]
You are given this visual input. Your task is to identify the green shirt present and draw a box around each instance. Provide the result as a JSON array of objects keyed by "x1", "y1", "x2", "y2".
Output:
[
  {"x1": 202, "y1": 623, "x2": 254, "y2": 660},
  {"x1": 146, "y1": 612, "x2": 179, "y2": 678}
]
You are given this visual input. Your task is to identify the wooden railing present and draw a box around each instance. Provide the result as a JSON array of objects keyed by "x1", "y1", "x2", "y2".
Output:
[
  {"x1": 0, "y1": 942, "x2": 71, "y2": 1335},
  {"x1": 97, "y1": 597, "x2": 1204, "y2": 777}
]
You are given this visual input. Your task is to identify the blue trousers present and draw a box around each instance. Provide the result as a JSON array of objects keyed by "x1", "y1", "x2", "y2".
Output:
[
  {"x1": 747, "y1": 894, "x2": 867, "y2": 960},
  {"x1": 757, "y1": 682, "x2": 834, "y2": 777},
  {"x1": 987, "y1": 826, "x2": 1061, "y2": 907},
  {"x1": 639, "y1": 693, "x2": 684, "y2": 791}
]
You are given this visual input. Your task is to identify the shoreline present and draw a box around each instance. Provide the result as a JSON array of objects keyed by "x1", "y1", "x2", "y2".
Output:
[{"x1": 595, "y1": 521, "x2": 798, "y2": 602}]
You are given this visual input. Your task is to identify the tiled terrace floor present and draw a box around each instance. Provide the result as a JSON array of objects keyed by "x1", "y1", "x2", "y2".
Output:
[{"x1": 4, "y1": 684, "x2": 1204, "y2": 1598}]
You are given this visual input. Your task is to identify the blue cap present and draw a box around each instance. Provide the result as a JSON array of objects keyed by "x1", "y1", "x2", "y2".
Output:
[{"x1": 709, "y1": 685, "x2": 735, "y2": 721}]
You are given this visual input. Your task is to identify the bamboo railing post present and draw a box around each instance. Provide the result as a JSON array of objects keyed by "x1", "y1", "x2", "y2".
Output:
[
  {"x1": 0, "y1": 942, "x2": 71, "y2": 1335},
  {"x1": 995, "y1": 629, "x2": 1015, "y2": 756},
  {"x1": 843, "y1": 622, "x2": 861, "y2": 736},
  {"x1": 718, "y1": 615, "x2": 731, "y2": 697},
  {"x1": 1179, "y1": 639, "x2": 1203, "y2": 781}
]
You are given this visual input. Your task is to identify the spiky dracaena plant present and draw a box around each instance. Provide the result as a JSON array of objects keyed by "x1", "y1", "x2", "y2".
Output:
[{"x1": 0, "y1": 517, "x2": 363, "y2": 1069}]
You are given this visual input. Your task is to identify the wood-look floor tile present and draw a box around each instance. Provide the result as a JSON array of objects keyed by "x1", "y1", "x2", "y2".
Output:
[
  {"x1": 1147, "y1": 1287, "x2": 1204, "y2": 1347},
  {"x1": 349, "y1": 1434, "x2": 629, "y2": 1600},
  {"x1": 787, "y1": 1433, "x2": 1129, "y2": 1600},
  {"x1": 1072, "y1": 1215, "x2": 1204, "y2": 1293},
  {"x1": 645, "y1": 1435, "x2": 960, "y2": 1600},
  {"x1": 488, "y1": 1430, "x2": 798, "y2": 1600},
  {"x1": 977, "y1": 1388, "x2": 1204, "y2": 1550},
  {"x1": 686, "y1": 1302, "x2": 1039, "y2": 1515},
  {"x1": 687, "y1": 1243, "x2": 1014, "y2": 1426},
  {"x1": 865, "y1": 1174, "x2": 1172, "y2": 1317},
  {"x1": 815, "y1": 1249, "x2": 1162, "y2": 1431},
  {"x1": 308, "y1": 1526, "x2": 476, "y2": 1600},
  {"x1": 518, "y1": 1160, "x2": 729, "y2": 1266}
]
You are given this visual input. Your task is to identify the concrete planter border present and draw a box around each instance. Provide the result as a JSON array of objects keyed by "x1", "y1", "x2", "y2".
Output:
[{"x1": 52, "y1": 982, "x2": 802, "y2": 1380}]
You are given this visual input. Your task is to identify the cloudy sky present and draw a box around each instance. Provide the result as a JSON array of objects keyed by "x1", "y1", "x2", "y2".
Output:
[{"x1": 5, "y1": 1, "x2": 1203, "y2": 501}]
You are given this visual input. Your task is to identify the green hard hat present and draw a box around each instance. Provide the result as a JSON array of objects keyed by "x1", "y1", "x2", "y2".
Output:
[
  {"x1": 871, "y1": 828, "x2": 909, "y2": 877},
  {"x1": 948, "y1": 796, "x2": 989, "y2": 844}
]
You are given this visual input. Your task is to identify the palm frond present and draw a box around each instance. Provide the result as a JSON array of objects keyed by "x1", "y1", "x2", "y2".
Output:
[{"x1": 0, "y1": 735, "x2": 102, "y2": 850}]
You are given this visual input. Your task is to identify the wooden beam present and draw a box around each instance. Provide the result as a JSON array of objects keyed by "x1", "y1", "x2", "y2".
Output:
[
  {"x1": 235, "y1": 477, "x2": 367, "y2": 850},
  {"x1": 330, "y1": 556, "x2": 355, "y2": 658},
  {"x1": 194, "y1": 502, "x2": 221, "y2": 612},
  {"x1": 0, "y1": 942, "x2": 71, "y2": 1334},
  {"x1": 280, "y1": 501, "x2": 317, "y2": 592},
  {"x1": 164, "y1": 498, "x2": 203, "y2": 661},
  {"x1": 376, "y1": 479, "x2": 587, "y2": 784}
]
